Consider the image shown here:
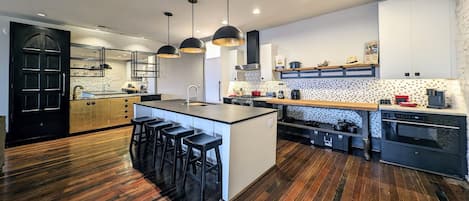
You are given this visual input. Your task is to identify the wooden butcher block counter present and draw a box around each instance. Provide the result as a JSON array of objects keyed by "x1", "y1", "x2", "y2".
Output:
[{"x1": 266, "y1": 99, "x2": 378, "y2": 111}]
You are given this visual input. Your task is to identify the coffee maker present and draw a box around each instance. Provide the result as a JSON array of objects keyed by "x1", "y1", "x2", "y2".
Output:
[{"x1": 426, "y1": 89, "x2": 449, "y2": 109}]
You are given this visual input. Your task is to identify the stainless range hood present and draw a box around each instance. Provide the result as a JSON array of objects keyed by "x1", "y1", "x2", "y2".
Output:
[{"x1": 235, "y1": 30, "x2": 260, "y2": 71}]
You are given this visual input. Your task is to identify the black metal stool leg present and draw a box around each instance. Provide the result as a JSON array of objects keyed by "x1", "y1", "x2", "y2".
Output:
[
  {"x1": 160, "y1": 136, "x2": 169, "y2": 173},
  {"x1": 152, "y1": 128, "x2": 158, "y2": 167},
  {"x1": 200, "y1": 148, "x2": 207, "y2": 201},
  {"x1": 215, "y1": 146, "x2": 223, "y2": 200},
  {"x1": 129, "y1": 124, "x2": 137, "y2": 153},
  {"x1": 171, "y1": 138, "x2": 179, "y2": 184},
  {"x1": 182, "y1": 145, "x2": 192, "y2": 188}
]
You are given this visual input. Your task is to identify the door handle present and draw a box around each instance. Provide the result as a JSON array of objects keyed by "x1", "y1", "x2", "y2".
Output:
[
  {"x1": 62, "y1": 73, "x2": 66, "y2": 97},
  {"x1": 218, "y1": 81, "x2": 221, "y2": 101}
]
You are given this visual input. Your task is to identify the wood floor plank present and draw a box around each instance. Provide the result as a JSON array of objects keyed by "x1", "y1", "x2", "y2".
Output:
[{"x1": 1, "y1": 127, "x2": 468, "y2": 201}]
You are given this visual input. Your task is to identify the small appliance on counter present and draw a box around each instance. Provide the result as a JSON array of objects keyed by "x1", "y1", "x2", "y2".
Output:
[
  {"x1": 251, "y1": 90, "x2": 261, "y2": 97},
  {"x1": 278, "y1": 90, "x2": 285, "y2": 99},
  {"x1": 266, "y1": 92, "x2": 277, "y2": 97},
  {"x1": 394, "y1": 95, "x2": 409, "y2": 105},
  {"x1": 427, "y1": 89, "x2": 450, "y2": 109},
  {"x1": 398, "y1": 102, "x2": 418, "y2": 107},
  {"x1": 289, "y1": 61, "x2": 301, "y2": 69},
  {"x1": 291, "y1": 89, "x2": 301, "y2": 100},
  {"x1": 379, "y1": 99, "x2": 392, "y2": 105}
]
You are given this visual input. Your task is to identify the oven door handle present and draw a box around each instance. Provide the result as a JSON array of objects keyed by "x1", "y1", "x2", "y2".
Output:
[{"x1": 382, "y1": 119, "x2": 460, "y2": 130}]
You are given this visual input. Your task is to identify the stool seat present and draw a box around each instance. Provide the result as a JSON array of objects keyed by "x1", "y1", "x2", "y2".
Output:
[
  {"x1": 162, "y1": 126, "x2": 194, "y2": 137},
  {"x1": 131, "y1": 116, "x2": 156, "y2": 124},
  {"x1": 145, "y1": 120, "x2": 172, "y2": 128},
  {"x1": 183, "y1": 134, "x2": 222, "y2": 150}
]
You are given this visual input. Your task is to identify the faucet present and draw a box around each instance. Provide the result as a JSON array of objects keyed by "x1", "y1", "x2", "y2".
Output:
[
  {"x1": 72, "y1": 85, "x2": 84, "y2": 100},
  {"x1": 186, "y1": 85, "x2": 199, "y2": 104}
]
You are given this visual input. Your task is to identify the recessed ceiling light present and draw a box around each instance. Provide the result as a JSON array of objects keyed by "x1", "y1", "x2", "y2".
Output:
[
  {"x1": 252, "y1": 8, "x2": 261, "y2": 15},
  {"x1": 221, "y1": 20, "x2": 228, "y2": 25},
  {"x1": 37, "y1": 12, "x2": 47, "y2": 17}
]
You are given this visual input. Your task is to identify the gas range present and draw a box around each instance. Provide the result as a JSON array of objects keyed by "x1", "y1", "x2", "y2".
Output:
[{"x1": 228, "y1": 96, "x2": 272, "y2": 106}]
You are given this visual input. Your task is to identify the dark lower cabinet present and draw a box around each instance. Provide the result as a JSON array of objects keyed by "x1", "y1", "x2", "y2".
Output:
[{"x1": 381, "y1": 141, "x2": 462, "y2": 177}]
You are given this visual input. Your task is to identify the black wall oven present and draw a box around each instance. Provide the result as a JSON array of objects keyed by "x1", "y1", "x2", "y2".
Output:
[{"x1": 381, "y1": 111, "x2": 467, "y2": 179}]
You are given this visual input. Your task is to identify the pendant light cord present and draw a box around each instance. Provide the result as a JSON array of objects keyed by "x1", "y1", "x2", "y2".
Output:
[
  {"x1": 227, "y1": 0, "x2": 230, "y2": 25},
  {"x1": 167, "y1": 15, "x2": 170, "y2": 45},
  {"x1": 192, "y1": 3, "x2": 195, "y2": 37}
]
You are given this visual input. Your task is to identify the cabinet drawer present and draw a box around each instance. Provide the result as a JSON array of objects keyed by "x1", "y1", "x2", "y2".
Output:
[{"x1": 381, "y1": 141, "x2": 463, "y2": 177}]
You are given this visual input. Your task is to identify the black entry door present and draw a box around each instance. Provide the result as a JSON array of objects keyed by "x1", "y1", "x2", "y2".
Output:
[{"x1": 8, "y1": 22, "x2": 70, "y2": 146}]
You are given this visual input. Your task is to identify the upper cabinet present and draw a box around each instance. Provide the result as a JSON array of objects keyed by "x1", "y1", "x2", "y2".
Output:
[
  {"x1": 379, "y1": 0, "x2": 456, "y2": 79},
  {"x1": 260, "y1": 44, "x2": 278, "y2": 81},
  {"x1": 228, "y1": 49, "x2": 244, "y2": 81}
]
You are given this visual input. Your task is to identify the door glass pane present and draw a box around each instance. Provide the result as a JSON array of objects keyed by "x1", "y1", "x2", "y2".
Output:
[
  {"x1": 43, "y1": 93, "x2": 60, "y2": 110},
  {"x1": 23, "y1": 53, "x2": 40, "y2": 69},
  {"x1": 22, "y1": 93, "x2": 40, "y2": 111},
  {"x1": 23, "y1": 72, "x2": 39, "y2": 89},
  {"x1": 45, "y1": 54, "x2": 60, "y2": 71},
  {"x1": 44, "y1": 73, "x2": 60, "y2": 90}
]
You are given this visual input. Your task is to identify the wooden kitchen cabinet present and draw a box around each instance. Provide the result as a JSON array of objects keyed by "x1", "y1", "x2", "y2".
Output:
[
  {"x1": 109, "y1": 96, "x2": 140, "y2": 127},
  {"x1": 70, "y1": 100, "x2": 94, "y2": 133},
  {"x1": 70, "y1": 96, "x2": 140, "y2": 134},
  {"x1": 379, "y1": 0, "x2": 456, "y2": 79}
]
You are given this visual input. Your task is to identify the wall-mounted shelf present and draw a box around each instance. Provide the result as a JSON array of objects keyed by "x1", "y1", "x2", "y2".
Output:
[
  {"x1": 70, "y1": 43, "x2": 106, "y2": 77},
  {"x1": 274, "y1": 63, "x2": 379, "y2": 79},
  {"x1": 131, "y1": 51, "x2": 160, "y2": 81}
]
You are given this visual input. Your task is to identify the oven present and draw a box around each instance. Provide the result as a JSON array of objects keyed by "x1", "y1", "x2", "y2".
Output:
[
  {"x1": 382, "y1": 111, "x2": 461, "y2": 154},
  {"x1": 381, "y1": 111, "x2": 467, "y2": 178}
]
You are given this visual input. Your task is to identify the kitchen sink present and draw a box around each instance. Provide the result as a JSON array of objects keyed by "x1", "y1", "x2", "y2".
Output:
[{"x1": 183, "y1": 102, "x2": 211, "y2": 106}]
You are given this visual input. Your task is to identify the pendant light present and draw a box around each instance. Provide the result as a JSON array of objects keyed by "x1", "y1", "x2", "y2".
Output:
[
  {"x1": 180, "y1": 0, "x2": 205, "y2": 53},
  {"x1": 212, "y1": 0, "x2": 245, "y2": 47},
  {"x1": 157, "y1": 12, "x2": 180, "y2": 58}
]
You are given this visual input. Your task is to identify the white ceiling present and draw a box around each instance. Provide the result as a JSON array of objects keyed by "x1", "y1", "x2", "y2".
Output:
[{"x1": 0, "y1": 0, "x2": 374, "y2": 44}]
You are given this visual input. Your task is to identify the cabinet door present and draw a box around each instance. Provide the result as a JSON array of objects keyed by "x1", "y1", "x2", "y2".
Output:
[
  {"x1": 92, "y1": 99, "x2": 110, "y2": 129},
  {"x1": 260, "y1": 44, "x2": 277, "y2": 81},
  {"x1": 70, "y1": 100, "x2": 92, "y2": 133},
  {"x1": 379, "y1": 0, "x2": 412, "y2": 79},
  {"x1": 229, "y1": 50, "x2": 244, "y2": 81},
  {"x1": 411, "y1": 0, "x2": 453, "y2": 79}
]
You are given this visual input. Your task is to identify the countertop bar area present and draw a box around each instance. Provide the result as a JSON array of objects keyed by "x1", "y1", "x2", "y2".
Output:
[{"x1": 134, "y1": 100, "x2": 278, "y2": 200}]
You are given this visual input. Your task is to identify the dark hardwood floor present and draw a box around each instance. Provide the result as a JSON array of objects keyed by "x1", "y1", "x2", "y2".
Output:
[{"x1": 0, "y1": 127, "x2": 468, "y2": 201}]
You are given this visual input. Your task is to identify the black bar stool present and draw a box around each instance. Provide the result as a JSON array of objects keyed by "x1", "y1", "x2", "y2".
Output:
[
  {"x1": 130, "y1": 116, "x2": 157, "y2": 154},
  {"x1": 160, "y1": 126, "x2": 195, "y2": 184},
  {"x1": 144, "y1": 120, "x2": 174, "y2": 166},
  {"x1": 182, "y1": 133, "x2": 223, "y2": 201}
]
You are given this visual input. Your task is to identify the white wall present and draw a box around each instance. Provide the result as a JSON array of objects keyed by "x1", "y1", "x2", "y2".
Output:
[
  {"x1": 259, "y1": 2, "x2": 378, "y2": 67},
  {"x1": 157, "y1": 53, "x2": 205, "y2": 101}
]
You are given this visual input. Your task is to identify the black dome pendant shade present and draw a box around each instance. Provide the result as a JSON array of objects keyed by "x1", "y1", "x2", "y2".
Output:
[
  {"x1": 212, "y1": 0, "x2": 244, "y2": 47},
  {"x1": 157, "y1": 12, "x2": 180, "y2": 58},
  {"x1": 180, "y1": 0, "x2": 205, "y2": 53}
]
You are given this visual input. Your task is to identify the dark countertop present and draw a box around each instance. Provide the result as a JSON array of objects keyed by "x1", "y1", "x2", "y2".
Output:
[
  {"x1": 135, "y1": 100, "x2": 277, "y2": 124},
  {"x1": 71, "y1": 93, "x2": 160, "y2": 101}
]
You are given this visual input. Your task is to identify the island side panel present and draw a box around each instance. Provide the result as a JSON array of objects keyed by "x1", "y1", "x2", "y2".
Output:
[{"x1": 228, "y1": 112, "x2": 277, "y2": 200}]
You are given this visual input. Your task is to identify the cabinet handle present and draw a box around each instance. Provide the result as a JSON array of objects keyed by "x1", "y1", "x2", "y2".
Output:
[
  {"x1": 91, "y1": 102, "x2": 95, "y2": 105},
  {"x1": 62, "y1": 73, "x2": 66, "y2": 97},
  {"x1": 414, "y1": 72, "x2": 420, "y2": 77},
  {"x1": 125, "y1": 110, "x2": 128, "y2": 113},
  {"x1": 125, "y1": 105, "x2": 128, "y2": 108},
  {"x1": 404, "y1": 72, "x2": 410, "y2": 77},
  {"x1": 86, "y1": 102, "x2": 90, "y2": 106},
  {"x1": 125, "y1": 116, "x2": 128, "y2": 119},
  {"x1": 414, "y1": 151, "x2": 419, "y2": 155},
  {"x1": 125, "y1": 99, "x2": 128, "y2": 102},
  {"x1": 261, "y1": 77, "x2": 264, "y2": 80}
]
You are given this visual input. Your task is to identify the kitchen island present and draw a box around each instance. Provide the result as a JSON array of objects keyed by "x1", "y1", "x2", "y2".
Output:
[{"x1": 134, "y1": 100, "x2": 278, "y2": 200}]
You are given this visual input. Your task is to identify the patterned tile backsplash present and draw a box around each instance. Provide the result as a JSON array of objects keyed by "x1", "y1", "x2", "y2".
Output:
[{"x1": 228, "y1": 79, "x2": 465, "y2": 138}]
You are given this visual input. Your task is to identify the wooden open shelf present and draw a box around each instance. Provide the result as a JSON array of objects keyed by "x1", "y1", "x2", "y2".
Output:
[
  {"x1": 274, "y1": 63, "x2": 379, "y2": 72},
  {"x1": 274, "y1": 63, "x2": 379, "y2": 79}
]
